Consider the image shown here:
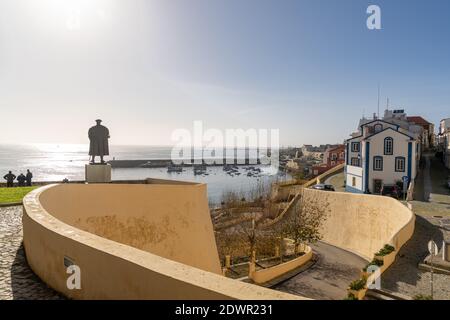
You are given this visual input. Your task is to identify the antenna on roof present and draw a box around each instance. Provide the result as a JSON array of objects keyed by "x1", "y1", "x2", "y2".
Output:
[
  {"x1": 386, "y1": 97, "x2": 390, "y2": 110},
  {"x1": 377, "y1": 83, "x2": 380, "y2": 119}
]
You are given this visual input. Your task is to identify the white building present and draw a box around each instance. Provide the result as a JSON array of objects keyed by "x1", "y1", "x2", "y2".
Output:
[
  {"x1": 438, "y1": 118, "x2": 450, "y2": 169},
  {"x1": 345, "y1": 110, "x2": 422, "y2": 194}
]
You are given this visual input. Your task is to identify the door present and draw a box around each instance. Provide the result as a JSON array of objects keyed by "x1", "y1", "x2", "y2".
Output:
[{"x1": 374, "y1": 179, "x2": 383, "y2": 194}]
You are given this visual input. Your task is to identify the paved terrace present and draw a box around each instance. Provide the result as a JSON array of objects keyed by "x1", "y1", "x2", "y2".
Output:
[
  {"x1": 380, "y1": 153, "x2": 450, "y2": 300},
  {"x1": 0, "y1": 206, "x2": 63, "y2": 300},
  {"x1": 273, "y1": 242, "x2": 367, "y2": 300}
]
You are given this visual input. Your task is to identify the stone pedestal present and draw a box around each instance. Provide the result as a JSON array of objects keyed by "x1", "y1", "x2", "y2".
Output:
[{"x1": 85, "y1": 164, "x2": 111, "y2": 183}]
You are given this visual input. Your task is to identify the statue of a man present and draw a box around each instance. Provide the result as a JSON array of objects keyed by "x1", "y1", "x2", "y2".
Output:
[{"x1": 88, "y1": 119, "x2": 110, "y2": 164}]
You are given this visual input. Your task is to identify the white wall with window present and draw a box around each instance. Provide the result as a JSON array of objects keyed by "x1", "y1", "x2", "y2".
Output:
[
  {"x1": 345, "y1": 118, "x2": 419, "y2": 194},
  {"x1": 373, "y1": 156, "x2": 383, "y2": 171},
  {"x1": 345, "y1": 165, "x2": 363, "y2": 192},
  {"x1": 368, "y1": 129, "x2": 416, "y2": 193},
  {"x1": 346, "y1": 137, "x2": 362, "y2": 168}
]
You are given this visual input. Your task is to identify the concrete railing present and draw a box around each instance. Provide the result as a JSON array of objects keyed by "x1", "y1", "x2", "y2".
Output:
[
  {"x1": 249, "y1": 246, "x2": 313, "y2": 284},
  {"x1": 22, "y1": 183, "x2": 303, "y2": 300}
]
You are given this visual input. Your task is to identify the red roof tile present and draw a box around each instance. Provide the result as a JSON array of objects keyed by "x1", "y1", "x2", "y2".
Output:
[{"x1": 407, "y1": 116, "x2": 431, "y2": 126}]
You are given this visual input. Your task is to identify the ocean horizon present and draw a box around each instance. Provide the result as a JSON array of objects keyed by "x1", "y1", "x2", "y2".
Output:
[{"x1": 0, "y1": 143, "x2": 290, "y2": 204}]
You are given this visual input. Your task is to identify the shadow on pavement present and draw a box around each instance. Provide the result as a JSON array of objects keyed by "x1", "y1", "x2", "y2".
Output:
[
  {"x1": 10, "y1": 243, "x2": 64, "y2": 300},
  {"x1": 381, "y1": 215, "x2": 444, "y2": 291}
]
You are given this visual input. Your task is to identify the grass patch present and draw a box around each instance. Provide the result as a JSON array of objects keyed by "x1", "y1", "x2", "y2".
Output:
[{"x1": 0, "y1": 186, "x2": 37, "y2": 204}]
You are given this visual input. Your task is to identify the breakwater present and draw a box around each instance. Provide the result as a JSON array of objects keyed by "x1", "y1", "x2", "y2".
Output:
[{"x1": 108, "y1": 158, "x2": 262, "y2": 168}]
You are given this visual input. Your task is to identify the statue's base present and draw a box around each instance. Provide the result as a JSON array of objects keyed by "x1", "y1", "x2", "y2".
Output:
[{"x1": 85, "y1": 164, "x2": 111, "y2": 183}]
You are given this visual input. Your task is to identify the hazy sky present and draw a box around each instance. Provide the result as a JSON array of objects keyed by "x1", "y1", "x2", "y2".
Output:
[{"x1": 0, "y1": 0, "x2": 449, "y2": 146}]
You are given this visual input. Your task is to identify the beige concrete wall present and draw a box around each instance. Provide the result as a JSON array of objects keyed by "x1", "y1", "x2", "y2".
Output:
[
  {"x1": 23, "y1": 184, "x2": 302, "y2": 300},
  {"x1": 264, "y1": 177, "x2": 414, "y2": 262},
  {"x1": 250, "y1": 246, "x2": 313, "y2": 284},
  {"x1": 302, "y1": 189, "x2": 415, "y2": 260},
  {"x1": 38, "y1": 183, "x2": 221, "y2": 274}
]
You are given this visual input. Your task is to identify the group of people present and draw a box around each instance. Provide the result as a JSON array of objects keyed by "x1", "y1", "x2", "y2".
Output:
[{"x1": 3, "y1": 169, "x2": 33, "y2": 187}]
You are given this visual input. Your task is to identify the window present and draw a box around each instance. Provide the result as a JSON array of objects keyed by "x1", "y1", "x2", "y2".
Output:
[
  {"x1": 339, "y1": 152, "x2": 345, "y2": 159},
  {"x1": 384, "y1": 137, "x2": 393, "y2": 155},
  {"x1": 331, "y1": 161, "x2": 336, "y2": 166},
  {"x1": 395, "y1": 157, "x2": 406, "y2": 172},
  {"x1": 374, "y1": 124, "x2": 383, "y2": 133},
  {"x1": 351, "y1": 157, "x2": 360, "y2": 167},
  {"x1": 331, "y1": 153, "x2": 337, "y2": 160},
  {"x1": 373, "y1": 156, "x2": 383, "y2": 171},
  {"x1": 352, "y1": 177, "x2": 356, "y2": 187},
  {"x1": 351, "y1": 142, "x2": 360, "y2": 152}
]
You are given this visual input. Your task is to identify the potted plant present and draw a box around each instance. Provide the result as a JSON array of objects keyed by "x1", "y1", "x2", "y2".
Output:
[
  {"x1": 374, "y1": 244, "x2": 396, "y2": 268},
  {"x1": 347, "y1": 277, "x2": 367, "y2": 300}
]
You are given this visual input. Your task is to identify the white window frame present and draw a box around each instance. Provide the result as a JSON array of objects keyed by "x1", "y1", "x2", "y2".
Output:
[
  {"x1": 350, "y1": 157, "x2": 360, "y2": 167},
  {"x1": 351, "y1": 142, "x2": 360, "y2": 152},
  {"x1": 373, "y1": 156, "x2": 383, "y2": 171},
  {"x1": 384, "y1": 137, "x2": 394, "y2": 155},
  {"x1": 395, "y1": 157, "x2": 406, "y2": 172}
]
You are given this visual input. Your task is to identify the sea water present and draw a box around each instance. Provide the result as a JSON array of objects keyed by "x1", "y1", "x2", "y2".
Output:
[{"x1": 0, "y1": 144, "x2": 290, "y2": 204}]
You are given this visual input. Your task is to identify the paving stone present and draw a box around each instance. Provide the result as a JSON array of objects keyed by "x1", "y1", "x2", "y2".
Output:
[{"x1": 0, "y1": 206, "x2": 64, "y2": 300}]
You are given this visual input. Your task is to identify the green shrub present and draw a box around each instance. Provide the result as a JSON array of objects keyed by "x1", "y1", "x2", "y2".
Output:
[
  {"x1": 413, "y1": 294, "x2": 433, "y2": 300},
  {"x1": 375, "y1": 244, "x2": 395, "y2": 256},
  {"x1": 362, "y1": 259, "x2": 384, "y2": 272},
  {"x1": 344, "y1": 293, "x2": 358, "y2": 300},
  {"x1": 349, "y1": 278, "x2": 366, "y2": 291}
]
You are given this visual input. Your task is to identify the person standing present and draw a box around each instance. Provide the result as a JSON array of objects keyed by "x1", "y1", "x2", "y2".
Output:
[
  {"x1": 3, "y1": 171, "x2": 16, "y2": 187},
  {"x1": 26, "y1": 169, "x2": 33, "y2": 186},
  {"x1": 17, "y1": 173, "x2": 26, "y2": 187}
]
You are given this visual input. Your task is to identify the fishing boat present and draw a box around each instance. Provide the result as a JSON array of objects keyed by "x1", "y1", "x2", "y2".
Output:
[{"x1": 167, "y1": 164, "x2": 183, "y2": 173}]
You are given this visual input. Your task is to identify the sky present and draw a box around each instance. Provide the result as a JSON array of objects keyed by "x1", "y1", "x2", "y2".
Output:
[{"x1": 0, "y1": 0, "x2": 449, "y2": 147}]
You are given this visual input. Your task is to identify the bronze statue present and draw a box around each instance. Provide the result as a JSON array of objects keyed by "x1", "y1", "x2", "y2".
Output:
[{"x1": 88, "y1": 119, "x2": 110, "y2": 164}]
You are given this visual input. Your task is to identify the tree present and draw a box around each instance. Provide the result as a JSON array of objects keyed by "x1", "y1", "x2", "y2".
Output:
[
  {"x1": 279, "y1": 189, "x2": 329, "y2": 254},
  {"x1": 237, "y1": 216, "x2": 257, "y2": 259}
]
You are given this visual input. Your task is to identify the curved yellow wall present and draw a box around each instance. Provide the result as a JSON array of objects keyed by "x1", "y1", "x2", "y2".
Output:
[
  {"x1": 23, "y1": 184, "x2": 302, "y2": 300},
  {"x1": 302, "y1": 189, "x2": 415, "y2": 260},
  {"x1": 38, "y1": 183, "x2": 221, "y2": 274},
  {"x1": 250, "y1": 246, "x2": 313, "y2": 284}
]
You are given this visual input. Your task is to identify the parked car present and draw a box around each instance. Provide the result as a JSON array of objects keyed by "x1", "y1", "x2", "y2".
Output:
[
  {"x1": 311, "y1": 184, "x2": 335, "y2": 191},
  {"x1": 381, "y1": 184, "x2": 401, "y2": 199}
]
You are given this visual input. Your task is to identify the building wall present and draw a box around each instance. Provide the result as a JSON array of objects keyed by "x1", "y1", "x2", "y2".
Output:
[
  {"x1": 445, "y1": 132, "x2": 450, "y2": 169},
  {"x1": 345, "y1": 165, "x2": 363, "y2": 192},
  {"x1": 324, "y1": 145, "x2": 345, "y2": 166},
  {"x1": 345, "y1": 118, "x2": 419, "y2": 194},
  {"x1": 366, "y1": 129, "x2": 416, "y2": 192},
  {"x1": 346, "y1": 137, "x2": 362, "y2": 167},
  {"x1": 440, "y1": 119, "x2": 450, "y2": 135}
]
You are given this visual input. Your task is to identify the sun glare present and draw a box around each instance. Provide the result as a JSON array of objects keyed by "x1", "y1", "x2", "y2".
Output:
[{"x1": 27, "y1": 0, "x2": 111, "y2": 31}]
